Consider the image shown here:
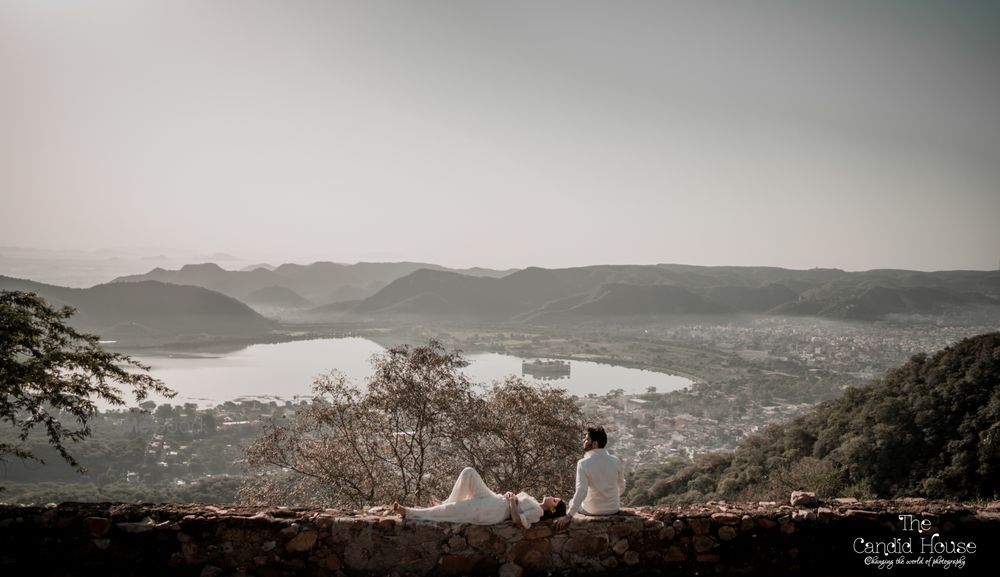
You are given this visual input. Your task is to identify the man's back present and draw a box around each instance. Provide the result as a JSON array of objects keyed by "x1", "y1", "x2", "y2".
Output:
[{"x1": 570, "y1": 448, "x2": 625, "y2": 516}]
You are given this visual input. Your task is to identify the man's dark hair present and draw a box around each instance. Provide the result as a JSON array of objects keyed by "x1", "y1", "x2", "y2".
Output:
[
  {"x1": 541, "y1": 499, "x2": 567, "y2": 520},
  {"x1": 587, "y1": 426, "x2": 608, "y2": 448}
]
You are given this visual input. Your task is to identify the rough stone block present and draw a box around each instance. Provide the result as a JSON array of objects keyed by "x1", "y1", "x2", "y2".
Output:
[
  {"x1": 609, "y1": 518, "x2": 643, "y2": 536},
  {"x1": 83, "y1": 517, "x2": 112, "y2": 538},
  {"x1": 437, "y1": 553, "x2": 488, "y2": 575},
  {"x1": 324, "y1": 553, "x2": 343, "y2": 570},
  {"x1": 846, "y1": 509, "x2": 879, "y2": 520},
  {"x1": 401, "y1": 540, "x2": 442, "y2": 570},
  {"x1": 658, "y1": 526, "x2": 675, "y2": 541},
  {"x1": 343, "y1": 530, "x2": 377, "y2": 570},
  {"x1": 779, "y1": 519, "x2": 796, "y2": 534},
  {"x1": 693, "y1": 534, "x2": 716, "y2": 553},
  {"x1": 330, "y1": 525, "x2": 353, "y2": 544},
  {"x1": 472, "y1": 532, "x2": 507, "y2": 555},
  {"x1": 524, "y1": 526, "x2": 552, "y2": 540},
  {"x1": 612, "y1": 538, "x2": 629, "y2": 555},
  {"x1": 117, "y1": 517, "x2": 156, "y2": 534},
  {"x1": 688, "y1": 518, "x2": 711, "y2": 535},
  {"x1": 491, "y1": 524, "x2": 523, "y2": 541},
  {"x1": 433, "y1": 551, "x2": 500, "y2": 575},
  {"x1": 624, "y1": 550, "x2": 640, "y2": 566},
  {"x1": 511, "y1": 539, "x2": 552, "y2": 571},
  {"x1": 790, "y1": 491, "x2": 818, "y2": 508},
  {"x1": 447, "y1": 535, "x2": 468, "y2": 552},
  {"x1": 377, "y1": 518, "x2": 398, "y2": 532},
  {"x1": 499, "y1": 562, "x2": 523, "y2": 577},
  {"x1": 464, "y1": 526, "x2": 493, "y2": 549},
  {"x1": 717, "y1": 526, "x2": 738, "y2": 541},
  {"x1": 181, "y1": 542, "x2": 200, "y2": 564},
  {"x1": 664, "y1": 546, "x2": 686, "y2": 563},
  {"x1": 286, "y1": 529, "x2": 318, "y2": 552},
  {"x1": 711, "y1": 512, "x2": 740, "y2": 525},
  {"x1": 565, "y1": 533, "x2": 609, "y2": 555}
]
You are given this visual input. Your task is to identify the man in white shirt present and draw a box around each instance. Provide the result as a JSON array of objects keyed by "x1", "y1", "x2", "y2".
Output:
[{"x1": 554, "y1": 425, "x2": 625, "y2": 529}]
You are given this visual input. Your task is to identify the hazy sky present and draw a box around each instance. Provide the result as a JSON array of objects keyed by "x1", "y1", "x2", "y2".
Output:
[{"x1": 2, "y1": 0, "x2": 998, "y2": 271}]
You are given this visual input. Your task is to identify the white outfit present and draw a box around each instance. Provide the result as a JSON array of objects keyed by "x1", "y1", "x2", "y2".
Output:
[
  {"x1": 566, "y1": 448, "x2": 625, "y2": 516},
  {"x1": 406, "y1": 467, "x2": 544, "y2": 527}
]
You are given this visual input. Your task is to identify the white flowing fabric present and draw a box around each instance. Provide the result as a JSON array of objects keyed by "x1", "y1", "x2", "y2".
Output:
[{"x1": 405, "y1": 467, "x2": 544, "y2": 527}]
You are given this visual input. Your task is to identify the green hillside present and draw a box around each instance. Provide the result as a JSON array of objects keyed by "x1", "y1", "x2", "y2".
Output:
[{"x1": 627, "y1": 332, "x2": 1000, "y2": 504}]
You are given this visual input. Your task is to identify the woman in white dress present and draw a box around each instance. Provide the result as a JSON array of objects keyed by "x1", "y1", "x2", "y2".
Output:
[{"x1": 392, "y1": 467, "x2": 566, "y2": 528}]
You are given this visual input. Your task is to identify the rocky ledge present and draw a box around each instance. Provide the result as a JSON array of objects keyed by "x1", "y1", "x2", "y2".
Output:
[{"x1": 1, "y1": 499, "x2": 999, "y2": 576}]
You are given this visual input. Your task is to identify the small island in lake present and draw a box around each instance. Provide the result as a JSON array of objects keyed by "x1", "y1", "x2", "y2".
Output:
[{"x1": 521, "y1": 358, "x2": 571, "y2": 380}]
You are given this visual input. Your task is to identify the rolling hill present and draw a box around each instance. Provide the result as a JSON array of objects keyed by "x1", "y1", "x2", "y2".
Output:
[
  {"x1": 351, "y1": 269, "x2": 524, "y2": 318},
  {"x1": 772, "y1": 284, "x2": 997, "y2": 319},
  {"x1": 0, "y1": 276, "x2": 275, "y2": 340},
  {"x1": 112, "y1": 261, "x2": 516, "y2": 307},
  {"x1": 528, "y1": 283, "x2": 729, "y2": 320},
  {"x1": 243, "y1": 286, "x2": 313, "y2": 309},
  {"x1": 627, "y1": 332, "x2": 1000, "y2": 504},
  {"x1": 344, "y1": 265, "x2": 1000, "y2": 321}
]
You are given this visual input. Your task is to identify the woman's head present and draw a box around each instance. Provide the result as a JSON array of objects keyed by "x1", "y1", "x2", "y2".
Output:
[{"x1": 539, "y1": 496, "x2": 566, "y2": 520}]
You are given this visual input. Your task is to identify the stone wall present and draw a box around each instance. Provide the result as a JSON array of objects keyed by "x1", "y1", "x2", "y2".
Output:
[{"x1": 1, "y1": 500, "x2": 998, "y2": 576}]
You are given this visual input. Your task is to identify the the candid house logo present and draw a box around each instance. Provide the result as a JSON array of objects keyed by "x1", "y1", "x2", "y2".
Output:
[{"x1": 853, "y1": 514, "x2": 977, "y2": 570}]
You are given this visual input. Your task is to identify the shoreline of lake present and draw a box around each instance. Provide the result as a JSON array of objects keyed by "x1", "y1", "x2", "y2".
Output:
[{"x1": 128, "y1": 336, "x2": 693, "y2": 407}]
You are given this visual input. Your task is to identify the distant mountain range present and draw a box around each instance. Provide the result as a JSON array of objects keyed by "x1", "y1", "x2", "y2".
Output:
[
  {"x1": 8, "y1": 264, "x2": 999, "y2": 334},
  {"x1": 345, "y1": 265, "x2": 1000, "y2": 321},
  {"x1": 112, "y1": 262, "x2": 517, "y2": 309},
  {"x1": 0, "y1": 276, "x2": 275, "y2": 341}
]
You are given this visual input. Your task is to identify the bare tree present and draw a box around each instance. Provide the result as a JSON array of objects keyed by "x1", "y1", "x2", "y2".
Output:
[
  {"x1": 239, "y1": 341, "x2": 584, "y2": 508},
  {"x1": 453, "y1": 377, "x2": 582, "y2": 499}
]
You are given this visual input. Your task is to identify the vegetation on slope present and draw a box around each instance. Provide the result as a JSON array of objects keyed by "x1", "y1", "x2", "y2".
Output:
[{"x1": 627, "y1": 332, "x2": 1000, "y2": 504}]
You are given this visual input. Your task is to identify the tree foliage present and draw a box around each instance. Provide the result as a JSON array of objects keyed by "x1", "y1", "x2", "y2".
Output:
[
  {"x1": 0, "y1": 290, "x2": 173, "y2": 471},
  {"x1": 629, "y1": 332, "x2": 1000, "y2": 504},
  {"x1": 239, "y1": 341, "x2": 584, "y2": 507}
]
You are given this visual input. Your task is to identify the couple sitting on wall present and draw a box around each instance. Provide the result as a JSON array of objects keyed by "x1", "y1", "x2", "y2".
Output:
[{"x1": 393, "y1": 426, "x2": 624, "y2": 529}]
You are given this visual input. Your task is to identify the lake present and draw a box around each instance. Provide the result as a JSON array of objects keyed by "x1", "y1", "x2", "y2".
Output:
[{"x1": 134, "y1": 337, "x2": 692, "y2": 406}]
